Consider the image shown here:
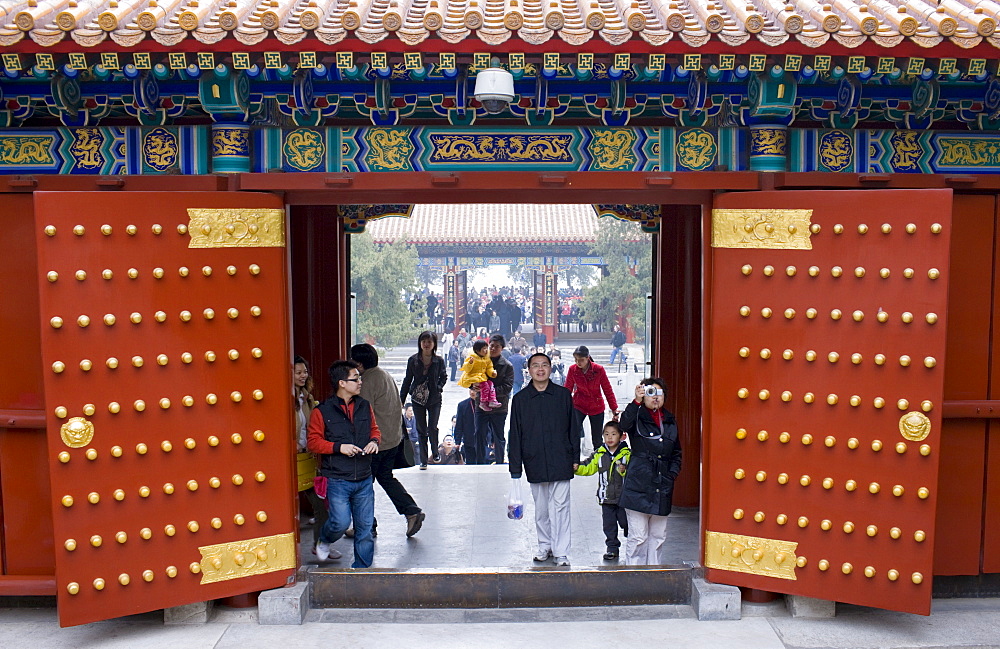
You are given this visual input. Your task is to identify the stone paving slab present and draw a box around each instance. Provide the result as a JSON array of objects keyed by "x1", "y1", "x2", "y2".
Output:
[
  {"x1": 3, "y1": 600, "x2": 1000, "y2": 648},
  {"x1": 212, "y1": 617, "x2": 785, "y2": 649},
  {"x1": 767, "y1": 602, "x2": 1000, "y2": 649},
  {"x1": 0, "y1": 610, "x2": 227, "y2": 649},
  {"x1": 299, "y1": 465, "x2": 700, "y2": 570}
]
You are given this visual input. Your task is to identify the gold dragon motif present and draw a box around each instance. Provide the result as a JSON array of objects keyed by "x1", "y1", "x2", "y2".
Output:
[
  {"x1": 0, "y1": 135, "x2": 55, "y2": 165},
  {"x1": 588, "y1": 129, "x2": 637, "y2": 170},
  {"x1": 69, "y1": 128, "x2": 105, "y2": 170},
  {"x1": 213, "y1": 127, "x2": 249, "y2": 157},
  {"x1": 283, "y1": 129, "x2": 325, "y2": 171},
  {"x1": 365, "y1": 128, "x2": 414, "y2": 170}
]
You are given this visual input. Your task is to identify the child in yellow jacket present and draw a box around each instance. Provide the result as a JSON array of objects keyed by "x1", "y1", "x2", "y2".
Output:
[{"x1": 457, "y1": 340, "x2": 501, "y2": 410}]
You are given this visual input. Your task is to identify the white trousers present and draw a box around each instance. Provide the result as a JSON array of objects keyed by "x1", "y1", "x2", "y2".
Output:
[
  {"x1": 530, "y1": 480, "x2": 572, "y2": 559},
  {"x1": 624, "y1": 509, "x2": 668, "y2": 566}
]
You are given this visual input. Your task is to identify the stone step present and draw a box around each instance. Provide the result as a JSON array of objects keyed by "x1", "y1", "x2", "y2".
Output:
[{"x1": 307, "y1": 565, "x2": 693, "y2": 609}]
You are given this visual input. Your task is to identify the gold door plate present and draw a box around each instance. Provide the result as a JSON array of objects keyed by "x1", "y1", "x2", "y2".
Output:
[
  {"x1": 711, "y1": 209, "x2": 813, "y2": 249},
  {"x1": 704, "y1": 530, "x2": 798, "y2": 580},
  {"x1": 60, "y1": 416, "x2": 95, "y2": 448},
  {"x1": 187, "y1": 208, "x2": 286, "y2": 248},
  {"x1": 899, "y1": 411, "x2": 932, "y2": 442},
  {"x1": 197, "y1": 532, "x2": 295, "y2": 585}
]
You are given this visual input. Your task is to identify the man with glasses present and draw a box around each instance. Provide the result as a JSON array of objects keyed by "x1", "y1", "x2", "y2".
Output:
[
  {"x1": 470, "y1": 334, "x2": 515, "y2": 464},
  {"x1": 509, "y1": 352, "x2": 578, "y2": 567},
  {"x1": 307, "y1": 360, "x2": 381, "y2": 568}
]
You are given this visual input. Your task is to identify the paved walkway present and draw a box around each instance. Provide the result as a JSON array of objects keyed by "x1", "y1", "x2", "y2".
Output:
[
  {"x1": 300, "y1": 465, "x2": 699, "y2": 569},
  {"x1": 380, "y1": 334, "x2": 646, "y2": 460},
  {"x1": 3, "y1": 598, "x2": 998, "y2": 649}
]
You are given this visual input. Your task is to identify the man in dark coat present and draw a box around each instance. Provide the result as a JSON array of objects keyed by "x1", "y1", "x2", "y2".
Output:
[
  {"x1": 453, "y1": 387, "x2": 477, "y2": 457},
  {"x1": 470, "y1": 334, "x2": 515, "y2": 464},
  {"x1": 509, "y1": 352, "x2": 577, "y2": 566},
  {"x1": 609, "y1": 324, "x2": 627, "y2": 365}
]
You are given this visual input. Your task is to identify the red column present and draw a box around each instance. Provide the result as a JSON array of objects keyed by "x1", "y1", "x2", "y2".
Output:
[
  {"x1": 542, "y1": 266, "x2": 558, "y2": 344},
  {"x1": 655, "y1": 204, "x2": 704, "y2": 508},
  {"x1": 290, "y1": 205, "x2": 349, "y2": 399},
  {"x1": 444, "y1": 264, "x2": 459, "y2": 336}
]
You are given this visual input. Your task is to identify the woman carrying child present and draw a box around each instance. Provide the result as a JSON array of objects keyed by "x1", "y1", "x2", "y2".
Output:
[
  {"x1": 574, "y1": 420, "x2": 631, "y2": 560},
  {"x1": 457, "y1": 340, "x2": 502, "y2": 410},
  {"x1": 618, "y1": 378, "x2": 682, "y2": 566}
]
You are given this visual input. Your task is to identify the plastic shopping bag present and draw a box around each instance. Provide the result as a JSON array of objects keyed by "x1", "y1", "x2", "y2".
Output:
[{"x1": 507, "y1": 477, "x2": 524, "y2": 520}]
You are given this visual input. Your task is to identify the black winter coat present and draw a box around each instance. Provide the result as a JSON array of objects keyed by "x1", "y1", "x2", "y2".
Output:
[
  {"x1": 508, "y1": 381, "x2": 578, "y2": 483},
  {"x1": 619, "y1": 400, "x2": 682, "y2": 516},
  {"x1": 399, "y1": 353, "x2": 448, "y2": 407}
]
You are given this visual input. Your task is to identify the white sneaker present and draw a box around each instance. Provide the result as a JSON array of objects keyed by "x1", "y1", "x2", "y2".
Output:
[
  {"x1": 327, "y1": 547, "x2": 342, "y2": 560},
  {"x1": 555, "y1": 557, "x2": 570, "y2": 566},
  {"x1": 316, "y1": 541, "x2": 331, "y2": 561},
  {"x1": 533, "y1": 549, "x2": 553, "y2": 562}
]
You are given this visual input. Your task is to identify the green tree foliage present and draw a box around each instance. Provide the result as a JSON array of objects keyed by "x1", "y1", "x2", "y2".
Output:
[
  {"x1": 416, "y1": 263, "x2": 443, "y2": 290},
  {"x1": 560, "y1": 265, "x2": 597, "y2": 289},
  {"x1": 578, "y1": 217, "x2": 652, "y2": 339},
  {"x1": 506, "y1": 261, "x2": 530, "y2": 285},
  {"x1": 350, "y1": 231, "x2": 425, "y2": 350}
]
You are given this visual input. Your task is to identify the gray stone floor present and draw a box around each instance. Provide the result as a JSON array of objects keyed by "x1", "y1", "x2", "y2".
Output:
[
  {"x1": 4, "y1": 599, "x2": 1000, "y2": 649},
  {"x1": 300, "y1": 465, "x2": 700, "y2": 569}
]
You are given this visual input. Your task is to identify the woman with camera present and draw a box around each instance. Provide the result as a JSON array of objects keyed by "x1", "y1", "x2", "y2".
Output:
[{"x1": 618, "y1": 378, "x2": 682, "y2": 565}]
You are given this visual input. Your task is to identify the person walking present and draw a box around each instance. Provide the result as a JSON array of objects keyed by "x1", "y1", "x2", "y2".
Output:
[
  {"x1": 403, "y1": 403, "x2": 419, "y2": 462},
  {"x1": 618, "y1": 378, "x2": 682, "y2": 566},
  {"x1": 307, "y1": 361, "x2": 380, "y2": 568},
  {"x1": 508, "y1": 329, "x2": 528, "y2": 355},
  {"x1": 453, "y1": 387, "x2": 477, "y2": 457},
  {"x1": 509, "y1": 347, "x2": 527, "y2": 394},
  {"x1": 564, "y1": 345, "x2": 619, "y2": 455},
  {"x1": 293, "y1": 356, "x2": 341, "y2": 560},
  {"x1": 399, "y1": 331, "x2": 448, "y2": 469},
  {"x1": 447, "y1": 340, "x2": 461, "y2": 382},
  {"x1": 469, "y1": 334, "x2": 515, "y2": 465},
  {"x1": 509, "y1": 353, "x2": 578, "y2": 567},
  {"x1": 609, "y1": 324, "x2": 627, "y2": 366},
  {"x1": 574, "y1": 421, "x2": 631, "y2": 560},
  {"x1": 350, "y1": 344, "x2": 426, "y2": 538},
  {"x1": 533, "y1": 327, "x2": 547, "y2": 350}
]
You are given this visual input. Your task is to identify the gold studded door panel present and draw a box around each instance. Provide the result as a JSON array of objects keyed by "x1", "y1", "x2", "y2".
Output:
[
  {"x1": 34, "y1": 192, "x2": 295, "y2": 627},
  {"x1": 703, "y1": 190, "x2": 951, "y2": 615}
]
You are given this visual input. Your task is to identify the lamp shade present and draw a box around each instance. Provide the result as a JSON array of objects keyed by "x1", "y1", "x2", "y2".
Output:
[{"x1": 473, "y1": 67, "x2": 515, "y2": 101}]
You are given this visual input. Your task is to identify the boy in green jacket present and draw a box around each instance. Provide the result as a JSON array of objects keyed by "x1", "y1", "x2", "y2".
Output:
[{"x1": 574, "y1": 421, "x2": 631, "y2": 560}]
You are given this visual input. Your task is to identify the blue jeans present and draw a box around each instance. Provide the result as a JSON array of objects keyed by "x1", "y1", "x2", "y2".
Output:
[
  {"x1": 321, "y1": 477, "x2": 375, "y2": 568},
  {"x1": 609, "y1": 347, "x2": 623, "y2": 365}
]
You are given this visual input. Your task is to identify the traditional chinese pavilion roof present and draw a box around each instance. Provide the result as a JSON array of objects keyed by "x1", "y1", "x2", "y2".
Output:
[
  {"x1": 368, "y1": 203, "x2": 599, "y2": 246},
  {"x1": 1, "y1": 0, "x2": 998, "y2": 52}
]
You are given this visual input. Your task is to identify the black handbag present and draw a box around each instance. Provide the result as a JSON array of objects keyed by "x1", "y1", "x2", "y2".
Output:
[
  {"x1": 411, "y1": 381, "x2": 430, "y2": 406},
  {"x1": 394, "y1": 421, "x2": 415, "y2": 469}
]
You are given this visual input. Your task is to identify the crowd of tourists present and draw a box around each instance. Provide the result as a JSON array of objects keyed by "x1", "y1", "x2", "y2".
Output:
[
  {"x1": 292, "y1": 328, "x2": 680, "y2": 570},
  {"x1": 408, "y1": 284, "x2": 609, "y2": 338}
]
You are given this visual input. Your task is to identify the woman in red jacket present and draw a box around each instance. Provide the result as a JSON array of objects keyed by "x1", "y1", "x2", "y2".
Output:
[{"x1": 564, "y1": 345, "x2": 619, "y2": 455}]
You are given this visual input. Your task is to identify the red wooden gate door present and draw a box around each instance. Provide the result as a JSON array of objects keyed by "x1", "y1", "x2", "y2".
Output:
[
  {"x1": 34, "y1": 192, "x2": 296, "y2": 627},
  {"x1": 703, "y1": 190, "x2": 952, "y2": 615}
]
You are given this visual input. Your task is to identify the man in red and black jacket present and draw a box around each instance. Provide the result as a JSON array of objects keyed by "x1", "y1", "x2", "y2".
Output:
[{"x1": 307, "y1": 360, "x2": 381, "y2": 568}]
